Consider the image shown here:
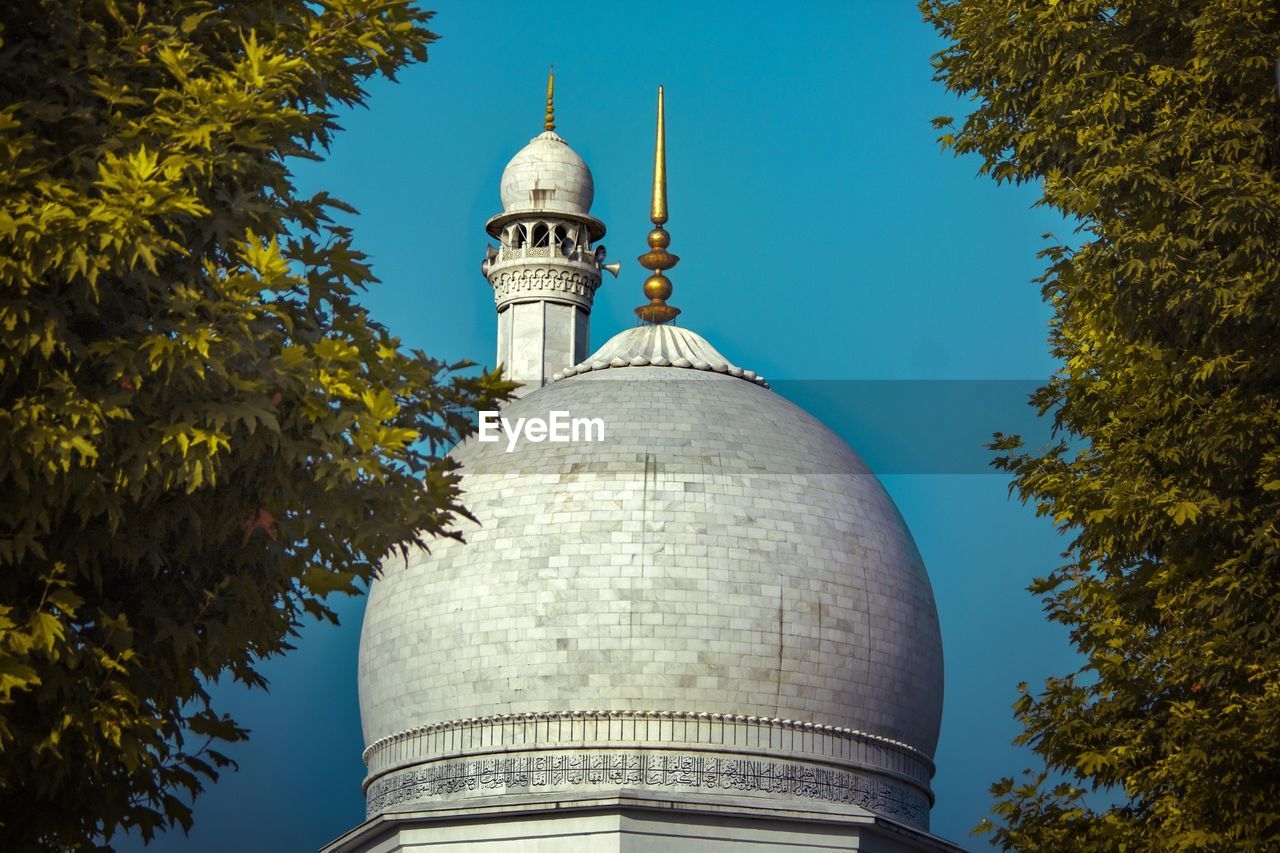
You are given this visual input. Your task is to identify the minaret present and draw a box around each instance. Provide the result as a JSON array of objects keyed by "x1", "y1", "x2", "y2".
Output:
[{"x1": 480, "y1": 69, "x2": 618, "y2": 393}]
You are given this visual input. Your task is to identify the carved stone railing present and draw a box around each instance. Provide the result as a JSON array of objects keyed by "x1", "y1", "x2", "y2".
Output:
[{"x1": 499, "y1": 245, "x2": 561, "y2": 261}]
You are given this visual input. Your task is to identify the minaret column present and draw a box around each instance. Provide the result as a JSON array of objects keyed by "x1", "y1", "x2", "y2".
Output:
[{"x1": 486, "y1": 230, "x2": 599, "y2": 390}]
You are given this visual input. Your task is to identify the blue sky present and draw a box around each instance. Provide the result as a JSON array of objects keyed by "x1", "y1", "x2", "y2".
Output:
[{"x1": 122, "y1": 2, "x2": 1080, "y2": 849}]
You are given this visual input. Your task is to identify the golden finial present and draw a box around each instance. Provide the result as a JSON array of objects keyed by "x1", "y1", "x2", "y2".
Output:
[
  {"x1": 636, "y1": 85, "x2": 680, "y2": 325},
  {"x1": 544, "y1": 65, "x2": 556, "y2": 132}
]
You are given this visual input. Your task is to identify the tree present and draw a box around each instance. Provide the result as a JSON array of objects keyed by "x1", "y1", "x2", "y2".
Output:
[
  {"x1": 921, "y1": 1, "x2": 1280, "y2": 849},
  {"x1": 0, "y1": 2, "x2": 510, "y2": 847}
]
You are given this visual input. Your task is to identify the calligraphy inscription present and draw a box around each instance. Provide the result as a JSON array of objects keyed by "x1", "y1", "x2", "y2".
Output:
[{"x1": 365, "y1": 752, "x2": 928, "y2": 829}]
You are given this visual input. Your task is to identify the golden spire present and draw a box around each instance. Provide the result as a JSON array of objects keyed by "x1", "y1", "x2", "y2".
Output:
[
  {"x1": 635, "y1": 85, "x2": 680, "y2": 325},
  {"x1": 650, "y1": 83, "x2": 667, "y2": 225},
  {"x1": 544, "y1": 65, "x2": 556, "y2": 132}
]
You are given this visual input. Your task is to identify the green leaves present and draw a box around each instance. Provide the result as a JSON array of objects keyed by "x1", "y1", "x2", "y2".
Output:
[
  {"x1": 1168, "y1": 500, "x2": 1201, "y2": 526},
  {"x1": 0, "y1": 0, "x2": 509, "y2": 847},
  {"x1": 926, "y1": 0, "x2": 1280, "y2": 848}
]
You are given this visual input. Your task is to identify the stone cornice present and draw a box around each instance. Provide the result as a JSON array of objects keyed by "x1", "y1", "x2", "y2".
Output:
[
  {"x1": 487, "y1": 263, "x2": 601, "y2": 311},
  {"x1": 362, "y1": 709, "x2": 935, "y2": 794}
]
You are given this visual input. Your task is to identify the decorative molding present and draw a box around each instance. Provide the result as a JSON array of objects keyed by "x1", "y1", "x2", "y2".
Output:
[
  {"x1": 362, "y1": 710, "x2": 933, "y2": 792},
  {"x1": 554, "y1": 355, "x2": 769, "y2": 387},
  {"x1": 488, "y1": 265, "x2": 601, "y2": 310},
  {"x1": 364, "y1": 751, "x2": 930, "y2": 830},
  {"x1": 553, "y1": 324, "x2": 770, "y2": 387}
]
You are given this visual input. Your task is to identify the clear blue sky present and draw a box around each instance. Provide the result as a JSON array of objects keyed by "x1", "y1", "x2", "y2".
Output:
[{"x1": 123, "y1": 2, "x2": 1079, "y2": 850}]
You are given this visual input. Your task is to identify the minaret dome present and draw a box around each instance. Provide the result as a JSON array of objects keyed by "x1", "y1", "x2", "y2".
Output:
[{"x1": 497, "y1": 132, "x2": 595, "y2": 217}]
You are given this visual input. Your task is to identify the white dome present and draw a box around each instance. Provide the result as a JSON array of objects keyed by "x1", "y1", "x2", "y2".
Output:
[
  {"x1": 498, "y1": 130, "x2": 594, "y2": 215},
  {"x1": 356, "y1": 328, "x2": 945, "y2": 829}
]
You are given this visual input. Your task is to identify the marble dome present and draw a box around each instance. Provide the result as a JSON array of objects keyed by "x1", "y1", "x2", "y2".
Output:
[
  {"x1": 498, "y1": 130, "x2": 595, "y2": 216},
  {"x1": 356, "y1": 325, "x2": 945, "y2": 829}
]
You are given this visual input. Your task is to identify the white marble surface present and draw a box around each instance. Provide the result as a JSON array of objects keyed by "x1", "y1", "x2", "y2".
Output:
[{"x1": 358, "y1": 352, "x2": 945, "y2": 823}]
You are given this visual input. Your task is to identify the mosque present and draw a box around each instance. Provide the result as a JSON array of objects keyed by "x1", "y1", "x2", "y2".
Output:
[{"x1": 322, "y1": 74, "x2": 962, "y2": 852}]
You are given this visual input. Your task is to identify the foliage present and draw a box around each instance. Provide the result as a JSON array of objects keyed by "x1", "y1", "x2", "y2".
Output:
[
  {"x1": 0, "y1": 1, "x2": 511, "y2": 847},
  {"x1": 922, "y1": 1, "x2": 1280, "y2": 849}
]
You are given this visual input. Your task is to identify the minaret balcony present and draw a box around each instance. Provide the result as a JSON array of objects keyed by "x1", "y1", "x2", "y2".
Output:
[{"x1": 487, "y1": 245, "x2": 601, "y2": 277}]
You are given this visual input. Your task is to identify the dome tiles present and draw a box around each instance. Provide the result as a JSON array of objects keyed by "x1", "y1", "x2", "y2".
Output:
[{"x1": 357, "y1": 336, "x2": 945, "y2": 828}]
